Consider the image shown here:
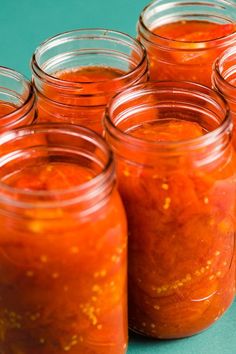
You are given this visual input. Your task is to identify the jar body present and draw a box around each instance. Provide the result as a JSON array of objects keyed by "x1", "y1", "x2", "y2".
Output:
[
  {"x1": 138, "y1": 0, "x2": 236, "y2": 86},
  {"x1": 0, "y1": 125, "x2": 128, "y2": 353},
  {"x1": 0, "y1": 67, "x2": 36, "y2": 132},
  {"x1": 213, "y1": 46, "x2": 236, "y2": 149},
  {"x1": 105, "y1": 82, "x2": 236, "y2": 339},
  {"x1": 31, "y1": 29, "x2": 148, "y2": 134}
]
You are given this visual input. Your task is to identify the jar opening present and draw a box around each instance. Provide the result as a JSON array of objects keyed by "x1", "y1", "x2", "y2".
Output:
[
  {"x1": 139, "y1": 0, "x2": 236, "y2": 48},
  {"x1": 105, "y1": 81, "x2": 231, "y2": 155},
  {"x1": 0, "y1": 124, "x2": 115, "y2": 211},
  {"x1": 31, "y1": 28, "x2": 147, "y2": 91}
]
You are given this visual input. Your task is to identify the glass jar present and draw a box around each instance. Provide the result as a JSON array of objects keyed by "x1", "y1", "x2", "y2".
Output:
[
  {"x1": 0, "y1": 66, "x2": 36, "y2": 132},
  {"x1": 0, "y1": 124, "x2": 127, "y2": 353},
  {"x1": 104, "y1": 81, "x2": 236, "y2": 339},
  {"x1": 137, "y1": 0, "x2": 236, "y2": 86},
  {"x1": 212, "y1": 45, "x2": 236, "y2": 148},
  {"x1": 31, "y1": 29, "x2": 148, "y2": 134}
]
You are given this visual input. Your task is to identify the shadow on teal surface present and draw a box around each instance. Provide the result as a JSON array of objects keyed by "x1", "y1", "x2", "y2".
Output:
[{"x1": 128, "y1": 300, "x2": 236, "y2": 354}]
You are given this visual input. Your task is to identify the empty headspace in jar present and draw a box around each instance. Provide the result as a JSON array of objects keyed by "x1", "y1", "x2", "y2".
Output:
[
  {"x1": 32, "y1": 29, "x2": 146, "y2": 85},
  {"x1": 112, "y1": 90, "x2": 223, "y2": 140},
  {"x1": 104, "y1": 82, "x2": 232, "y2": 169}
]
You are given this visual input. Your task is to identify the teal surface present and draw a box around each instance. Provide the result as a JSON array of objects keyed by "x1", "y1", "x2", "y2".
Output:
[
  {"x1": 1, "y1": 1, "x2": 235, "y2": 353},
  {"x1": 128, "y1": 301, "x2": 236, "y2": 353}
]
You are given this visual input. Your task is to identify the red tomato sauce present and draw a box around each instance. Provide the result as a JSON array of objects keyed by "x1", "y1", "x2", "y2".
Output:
[
  {"x1": 0, "y1": 101, "x2": 17, "y2": 118},
  {"x1": 129, "y1": 119, "x2": 206, "y2": 141},
  {"x1": 36, "y1": 66, "x2": 126, "y2": 134},
  {"x1": 143, "y1": 21, "x2": 235, "y2": 86},
  {"x1": 4, "y1": 163, "x2": 94, "y2": 191},
  {"x1": 117, "y1": 119, "x2": 235, "y2": 338},
  {"x1": 0, "y1": 98, "x2": 35, "y2": 133},
  {"x1": 0, "y1": 162, "x2": 127, "y2": 353},
  {"x1": 55, "y1": 66, "x2": 123, "y2": 82},
  {"x1": 154, "y1": 21, "x2": 234, "y2": 42},
  {"x1": 0, "y1": 101, "x2": 18, "y2": 132}
]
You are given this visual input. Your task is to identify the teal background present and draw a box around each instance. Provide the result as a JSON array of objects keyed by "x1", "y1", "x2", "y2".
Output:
[
  {"x1": 0, "y1": 0, "x2": 147, "y2": 78},
  {"x1": 1, "y1": 0, "x2": 235, "y2": 353}
]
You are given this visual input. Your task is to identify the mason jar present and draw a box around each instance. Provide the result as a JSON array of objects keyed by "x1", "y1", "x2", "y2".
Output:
[
  {"x1": 0, "y1": 124, "x2": 127, "y2": 353},
  {"x1": 31, "y1": 29, "x2": 148, "y2": 134},
  {"x1": 137, "y1": 0, "x2": 236, "y2": 86},
  {"x1": 212, "y1": 45, "x2": 236, "y2": 149},
  {"x1": 0, "y1": 66, "x2": 36, "y2": 132},
  {"x1": 104, "y1": 81, "x2": 236, "y2": 339}
]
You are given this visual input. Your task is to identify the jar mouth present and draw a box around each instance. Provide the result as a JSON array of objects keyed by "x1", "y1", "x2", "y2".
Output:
[
  {"x1": 104, "y1": 81, "x2": 231, "y2": 154},
  {"x1": 0, "y1": 124, "x2": 115, "y2": 209},
  {"x1": 31, "y1": 28, "x2": 147, "y2": 90},
  {"x1": 0, "y1": 67, "x2": 35, "y2": 129},
  {"x1": 139, "y1": 0, "x2": 236, "y2": 49},
  {"x1": 214, "y1": 46, "x2": 236, "y2": 92}
]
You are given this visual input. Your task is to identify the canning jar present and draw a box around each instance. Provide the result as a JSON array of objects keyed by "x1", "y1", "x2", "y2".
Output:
[
  {"x1": 104, "y1": 81, "x2": 236, "y2": 339},
  {"x1": 213, "y1": 45, "x2": 236, "y2": 148},
  {"x1": 0, "y1": 66, "x2": 36, "y2": 132},
  {"x1": 0, "y1": 124, "x2": 127, "y2": 353},
  {"x1": 31, "y1": 29, "x2": 148, "y2": 134},
  {"x1": 137, "y1": 0, "x2": 236, "y2": 86}
]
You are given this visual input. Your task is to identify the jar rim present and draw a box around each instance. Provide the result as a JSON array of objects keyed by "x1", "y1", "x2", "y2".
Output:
[
  {"x1": 104, "y1": 81, "x2": 232, "y2": 153},
  {"x1": 31, "y1": 28, "x2": 147, "y2": 88},
  {"x1": 138, "y1": 0, "x2": 236, "y2": 49},
  {"x1": 0, "y1": 66, "x2": 35, "y2": 129},
  {"x1": 213, "y1": 45, "x2": 236, "y2": 93},
  {"x1": 0, "y1": 123, "x2": 115, "y2": 209}
]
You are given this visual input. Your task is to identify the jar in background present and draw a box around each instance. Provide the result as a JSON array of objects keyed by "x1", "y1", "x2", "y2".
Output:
[
  {"x1": 0, "y1": 66, "x2": 36, "y2": 132},
  {"x1": 0, "y1": 124, "x2": 127, "y2": 353},
  {"x1": 137, "y1": 0, "x2": 236, "y2": 86},
  {"x1": 213, "y1": 46, "x2": 236, "y2": 148},
  {"x1": 31, "y1": 29, "x2": 148, "y2": 134},
  {"x1": 104, "y1": 81, "x2": 236, "y2": 339}
]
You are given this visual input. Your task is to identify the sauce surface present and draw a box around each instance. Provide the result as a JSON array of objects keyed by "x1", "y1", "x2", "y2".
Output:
[
  {"x1": 154, "y1": 21, "x2": 234, "y2": 42},
  {"x1": 55, "y1": 66, "x2": 124, "y2": 82},
  {"x1": 4, "y1": 163, "x2": 93, "y2": 191},
  {"x1": 0, "y1": 99, "x2": 35, "y2": 132},
  {"x1": 129, "y1": 119, "x2": 206, "y2": 142}
]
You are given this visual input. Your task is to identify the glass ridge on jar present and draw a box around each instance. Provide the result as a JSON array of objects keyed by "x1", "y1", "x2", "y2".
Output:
[
  {"x1": 137, "y1": 0, "x2": 236, "y2": 86},
  {"x1": 0, "y1": 66, "x2": 36, "y2": 132},
  {"x1": 0, "y1": 124, "x2": 127, "y2": 354},
  {"x1": 212, "y1": 45, "x2": 236, "y2": 149},
  {"x1": 31, "y1": 28, "x2": 148, "y2": 134},
  {"x1": 104, "y1": 81, "x2": 236, "y2": 339}
]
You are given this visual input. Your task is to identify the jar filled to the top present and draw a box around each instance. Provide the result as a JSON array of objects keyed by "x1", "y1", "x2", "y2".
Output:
[
  {"x1": 0, "y1": 124, "x2": 127, "y2": 354},
  {"x1": 104, "y1": 81, "x2": 236, "y2": 339},
  {"x1": 137, "y1": 0, "x2": 236, "y2": 86}
]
